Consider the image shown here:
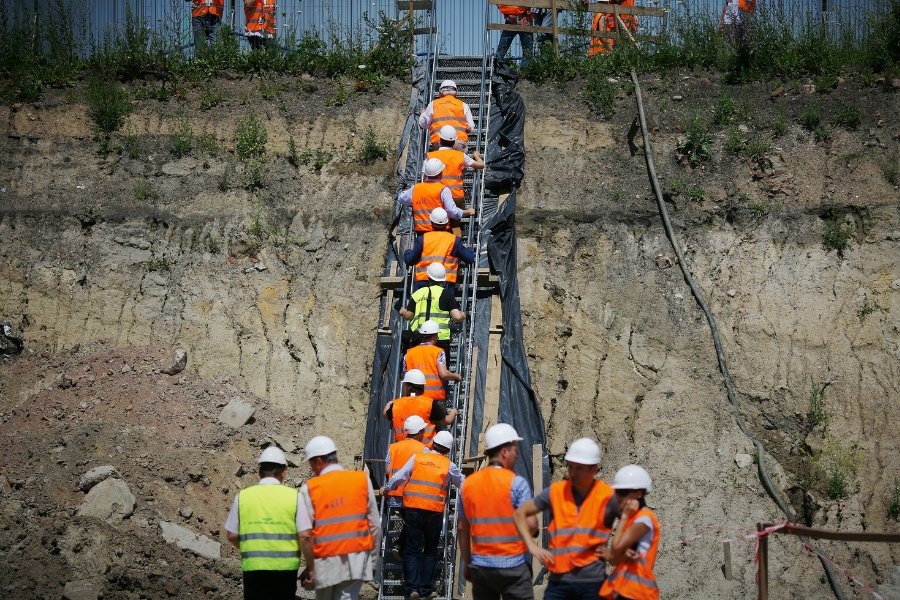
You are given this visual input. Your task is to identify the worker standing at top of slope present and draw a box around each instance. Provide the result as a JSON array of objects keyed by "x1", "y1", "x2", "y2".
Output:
[
  {"x1": 405, "y1": 320, "x2": 462, "y2": 400},
  {"x1": 590, "y1": 0, "x2": 638, "y2": 56},
  {"x1": 404, "y1": 208, "x2": 476, "y2": 292},
  {"x1": 187, "y1": 0, "x2": 224, "y2": 53},
  {"x1": 458, "y1": 424, "x2": 538, "y2": 600},
  {"x1": 398, "y1": 158, "x2": 475, "y2": 234},
  {"x1": 427, "y1": 125, "x2": 485, "y2": 210},
  {"x1": 225, "y1": 446, "x2": 303, "y2": 600},
  {"x1": 419, "y1": 80, "x2": 475, "y2": 149},
  {"x1": 513, "y1": 438, "x2": 618, "y2": 600},
  {"x1": 399, "y1": 263, "x2": 466, "y2": 350},
  {"x1": 383, "y1": 416, "x2": 430, "y2": 563},
  {"x1": 244, "y1": 0, "x2": 276, "y2": 50},
  {"x1": 383, "y1": 430, "x2": 464, "y2": 600},
  {"x1": 599, "y1": 465, "x2": 660, "y2": 600},
  {"x1": 495, "y1": 4, "x2": 536, "y2": 65},
  {"x1": 297, "y1": 436, "x2": 381, "y2": 600},
  {"x1": 383, "y1": 369, "x2": 459, "y2": 444}
]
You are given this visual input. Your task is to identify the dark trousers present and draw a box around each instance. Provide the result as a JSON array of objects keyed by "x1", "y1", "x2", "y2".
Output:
[
  {"x1": 402, "y1": 507, "x2": 444, "y2": 596},
  {"x1": 543, "y1": 579, "x2": 605, "y2": 600},
  {"x1": 242, "y1": 569, "x2": 298, "y2": 600},
  {"x1": 470, "y1": 563, "x2": 533, "y2": 600},
  {"x1": 191, "y1": 15, "x2": 220, "y2": 51}
]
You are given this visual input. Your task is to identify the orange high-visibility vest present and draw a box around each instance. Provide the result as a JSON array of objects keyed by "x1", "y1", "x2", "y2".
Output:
[
  {"x1": 461, "y1": 467, "x2": 528, "y2": 557},
  {"x1": 428, "y1": 148, "x2": 466, "y2": 201},
  {"x1": 403, "y1": 450, "x2": 451, "y2": 512},
  {"x1": 387, "y1": 438, "x2": 426, "y2": 498},
  {"x1": 412, "y1": 181, "x2": 446, "y2": 233},
  {"x1": 392, "y1": 396, "x2": 436, "y2": 443},
  {"x1": 589, "y1": 0, "x2": 637, "y2": 56},
  {"x1": 245, "y1": 0, "x2": 275, "y2": 36},
  {"x1": 192, "y1": 0, "x2": 224, "y2": 18},
  {"x1": 307, "y1": 470, "x2": 374, "y2": 558},
  {"x1": 405, "y1": 344, "x2": 445, "y2": 401},
  {"x1": 429, "y1": 96, "x2": 469, "y2": 145},
  {"x1": 414, "y1": 231, "x2": 459, "y2": 285},
  {"x1": 498, "y1": 4, "x2": 529, "y2": 16},
  {"x1": 546, "y1": 480, "x2": 614, "y2": 573},
  {"x1": 600, "y1": 507, "x2": 660, "y2": 600},
  {"x1": 738, "y1": 0, "x2": 756, "y2": 12}
]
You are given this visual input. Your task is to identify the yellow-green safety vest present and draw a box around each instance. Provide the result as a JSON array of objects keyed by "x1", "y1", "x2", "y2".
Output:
[
  {"x1": 238, "y1": 484, "x2": 301, "y2": 572},
  {"x1": 410, "y1": 285, "x2": 451, "y2": 341}
]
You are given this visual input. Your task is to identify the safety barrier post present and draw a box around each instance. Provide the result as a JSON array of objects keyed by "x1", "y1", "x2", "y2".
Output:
[{"x1": 757, "y1": 523, "x2": 769, "y2": 600}]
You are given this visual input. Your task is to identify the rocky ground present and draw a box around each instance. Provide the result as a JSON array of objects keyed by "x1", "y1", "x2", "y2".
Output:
[{"x1": 1, "y1": 69, "x2": 898, "y2": 599}]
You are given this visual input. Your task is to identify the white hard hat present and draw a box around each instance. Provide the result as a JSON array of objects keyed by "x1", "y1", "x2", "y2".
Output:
[
  {"x1": 430, "y1": 207, "x2": 449, "y2": 225},
  {"x1": 438, "y1": 125, "x2": 458, "y2": 142},
  {"x1": 611, "y1": 464, "x2": 653, "y2": 492},
  {"x1": 423, "y1": 157, "x2": 445, "y2": 177},
  {"x1": 440, "y1": 80, "x2": 458, "y2": 92},
  {"x1": 432, "y1": 430, "x2": 453, "y2": 450},
  {"x1": 258, "y1": 446, "x2": 288, "y2": 465},
  {"x1": 419, "y1": 320, "x2": 441, "y2": 335},
  {"x1": 484, "y1": 423, "x2": 523, "y2": 451},
  {"x1": 304, "y1": 435, "x2": 337, "y2": 459},
  {"x1": 402, "y1": 369, "x2": 427, "y2": 386},
  {"x1": 426, "y1": 262, "x2": 446, "y2": 282},
  {"x1": 564, "y1": 438, "x2": 602, "y2": 465},
  {"x1": 404, "y1": 415, "x2": 428, "y2": 435}
]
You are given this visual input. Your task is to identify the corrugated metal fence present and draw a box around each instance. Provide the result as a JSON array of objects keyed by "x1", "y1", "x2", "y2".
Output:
[{"x1": 1, "y1": 0, "x2": 883, "y2": 58}]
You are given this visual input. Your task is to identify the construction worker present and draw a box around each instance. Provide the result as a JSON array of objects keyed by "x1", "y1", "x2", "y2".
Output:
[
  {"x1": 383, "y1": 369, "x2": 459, "y2": 444},
  {"x1": 398, "y1": 158, "x2": 475, "y2": 234},
  {"x1": 383, "y1": 416, "x2": 430, "y2": 562},
  {"x1": 496, "y1": 5, "x2": 535, "y2": 64},
  {"x1": 298, "y1": 436, "x2": 381, "y2": 600},
  {"x1": 399, "y1": 263, "x2": 465, "y2": 350},
  {"x1": 244, "y1": 0, "x2": 276, "y2": 50},
  {"x1": 599, "y1": 465, "x2": 660, "y2": 600},
  {"x1": 404, "y1": 207, "x2": 476, "y2": 291},
  {"x1": 589, "y1": 0, "x2": 637, "y2": 56},
  {"x1": 513, "y1": 438, "x2": 616, "y2": 600},
  {"x1": 427, "y1": 126, "x2": 485, "y2": 209},
  {"x1": 405, "y1": 320, "x2": 461, "y2": 399},
  {"x1": 225, "y1": 445, "x2": 303, "y2": 599},
  {"x1": 188, "y1": 0, "x2": 224, "y2": 52},
  {"x1": 458, "y1": 423, "x2": 538, "y2": 600},
  {"x1": 383, "y1": 430, "x2": 464, "y2": 600},
  {"x1": 419, "y1": 80, "x2": 475, "y2": 149}
]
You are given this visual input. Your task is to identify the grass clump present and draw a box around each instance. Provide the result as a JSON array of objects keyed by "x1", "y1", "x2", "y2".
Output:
[
  {"x1": 583, "y1": 70, "x2": 616, "y2": 117},
  {"x1": 87, "y1": 78, "x2": 130, "y2": 135},
  {"x1": 807, "y1": 380, "x2": 829, "y2": 430},
  {"x1": 358, "y1": 127, "x2": 390, "y2": 165},
  {"x1": 236, "y1": 112, "x2": 267, "y2": 161},
  {"x1": 745, "y1": 137, "x2": 770, "y2": 161},
  {"x1": 200, "y1": 87, "x2": 223, "y2": 111},
  {"x1": 687, "y1": 185, "x2": 705, "y2": 202},
  {"x1": 206, "y1": 235, "x2": 220, "y2": 254},
  {"x1": 881, "y1": 151, "x2": 899, "y2": 185},
  {"x1": 772, "y1": 110, "x2": 789, "y2": 138},
  {"x1": 822, "y1": 215, "x2": 853, "y2": 256},
  {"x1": 171, "y1": 114, "x2": 193, "y2": 157},
  {"x1": 133, "y1": 179, "x2": 152, "y2": 201},
  {"x1": 832, "y1": 102, "x2": 861, "y2": 129},
  {"x1": 677, "y1": 114, "x2": 712, "y2": 166},
  {"x1": 725, "y1": 128, "x2": 743, "y2": 153},
  {"x1": 857, "y1": 297, "x2": 882, "y2": 318},
  {"x1": 813, "y1": 438, "x2": 860, "y2": 500},
  {"x1": 801, "y1": 103, "x2": 821, "y2": 131},
  {"x1": 713, "y1": 93, "x2": 736, "y2": 127}
]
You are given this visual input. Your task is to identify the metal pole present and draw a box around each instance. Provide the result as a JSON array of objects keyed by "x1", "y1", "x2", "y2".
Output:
[{"x1": 757, "y1": 523, "x2": 769, "y2": 600}]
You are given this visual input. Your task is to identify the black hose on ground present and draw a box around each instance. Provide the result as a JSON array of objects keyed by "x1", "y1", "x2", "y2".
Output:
[{"x1": 629, "y1": 69, "x2": 846, "y2": 600}]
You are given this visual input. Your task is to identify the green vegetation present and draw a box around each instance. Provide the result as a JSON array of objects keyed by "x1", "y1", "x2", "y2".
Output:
[
  {"x1": 822, "y1": 215, "x2": 853, "y2": 256},
  {"x1": 880, "y1": 150, "x2": 899, "y2": 185},
  {"x1": 744, "y1": 137, "x2": 770, "y2": 162},
  {"x1": 832, "y1": 102, "x2": 861, "y2": 129},
  {"x1": 86, "y1": 78, "x2": 130, "y2": 135},
  {"x1": 133, "y1": 179, "x2": 152, "y2": 201},
  {"x1": 725, "y1": 128, "x2": 743, "y2": 153},
  {"x1": 814, "y1": 125, "x2": 833, "y2": 142},
  {"x1": 858, "y1": 297, "x2": 882, "y2": 318},
  {"x1": 807, "y1": 379, "x2": 829, "y2": 429},
  {"x1": 206, "y1": 235, "x2": 221, "y2": 254},
  {"x1": 171, "y1": 114, "x2": 194, "y2": 157},
  {"x1": 687, "y1": 185, "x2": 705, "y2": 202},
  {"x1": 299, "y1": 149, "x2": 332, "y2": 171},
  {"x1": 889, "y1": 479, "x2": 900, "y2": 521},
  {"x1": 801, "y1": 103, "x2": 821, "y2": 131},
  {"x1": 772, "y1": 110, "x2": 789, "y2": 138},
  {"x1": 713, "y1": 93, "x2": 736, "y2": 127},
  {"x1": 288, "y1": 138, "x2": 300, "y2": 168},
  {"x1": 236, "y1": 112, "x2": 267, "y2": 161},
  {"x1": 583, "y1": 70, "x2": 616, "y2": 116},
  {"x1": 147, "y1": 256, "x2": 172, "y2": 272},
  {"x1": 813, "y1": 438, "x2": 860, "y2": 500},
  {"x1": 677, "y1": 114, "x2": 712, "y2": 165},
  {"x1": 358, "y1": 126, "x2": 390, "y2": 165},
  {"x1": 199, "y1": 87, "x2": 223, "y2": 111}
]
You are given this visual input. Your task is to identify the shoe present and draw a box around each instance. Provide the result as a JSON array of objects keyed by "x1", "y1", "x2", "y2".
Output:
[{"x1": 408, "y1": 592, "x2": 420, "y2": 600}]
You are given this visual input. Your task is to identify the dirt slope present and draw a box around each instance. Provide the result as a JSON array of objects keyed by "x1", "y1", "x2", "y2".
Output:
[{"x1": 1, "y1": 71, "x2": 898, "y2": 599}]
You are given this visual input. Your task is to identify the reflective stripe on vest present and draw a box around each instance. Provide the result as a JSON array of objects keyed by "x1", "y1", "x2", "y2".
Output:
[
  {"x1": 412, "y1": 181, "x2": 446, "y2": 233},
  {"x1": 307, "y1": 470, "x2": 374, "y2": 558},
  {"x1": 402, "y1": 451, "x2": 451, "y2": 512},
  {"x1": 429, "y1": 96, "x2": 469, "y2": 144},
  {"x1": 387, "y1": 438, "x2": 426, "y2": 497},
  {"x1": 405, "y1": 343, "x2": 446, "y2": 401},
  {"x1": 192, "y1": 0, "x2": 224, "y2": 18},
  {"x1": 238, "y1": 484, "x2": 300, "y2": 572},
  {"x1": 410, "y1": 285, "x2": 451, "y2": 342},
  {"x1": 245, "y1": 0, "x2": 275, "y2": 35},
  {"x1": 599, "y1": 508, "x2": 660, "y2": 600},
  {"x1": 546, "y1": 479, "x2": 614, "y2": 573},
  {"x1": 414, "y1": 229, "x2": 459, "y2": 284},
  {"x1": 391, "y1": 396, "x2": 436, "y2": 444},
  {"x1": 461, "y1": 467, "x2": 527, "y2": 557},
  {"x1": 427, "y1": 149, "x2": 466, "y2": 200}
]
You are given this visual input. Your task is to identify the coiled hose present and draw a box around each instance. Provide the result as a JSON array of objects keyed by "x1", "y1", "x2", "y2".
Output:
[{"x1": 629, "y1": 69, "x2": 845, "y2": 600}]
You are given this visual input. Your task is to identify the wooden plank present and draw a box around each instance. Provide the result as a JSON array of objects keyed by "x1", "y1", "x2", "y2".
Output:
[
  {"x1": 463, "y1": 346, "x2": 479, "y2": 465},
  {"x1": 487, "y1": 0, "x2": 665, "y2": 16},
  {"x1": 531, "y1": 443, "x2": 544, "y2": 574},
  {"x1": 723, "y1": 541, "x2": 733, "y2": 580},
  {"x1": 551, "y1": 0, "x2": 559, "y2": 57},
  {"x1": 487, "y1": 22, "x2": 659, "y2": 42},
  {"x1": 477, "y1": 268, "x2": 499, "y2": 287},
  {"x1": 412, "y1": 27, "x2": 437, "y2": 36},
  {"x1": 764, "y1": 523, "x2": 900, "y2": 543},
  {"x1": 483, "y1": 295, "x2": 503, "y2": 436},
  {"x1": 379, "y1": 276, "x2": 404, "y2": 289},
  {"x1": 397, "y1": 0, "x2": 432, "y2": 9}
]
